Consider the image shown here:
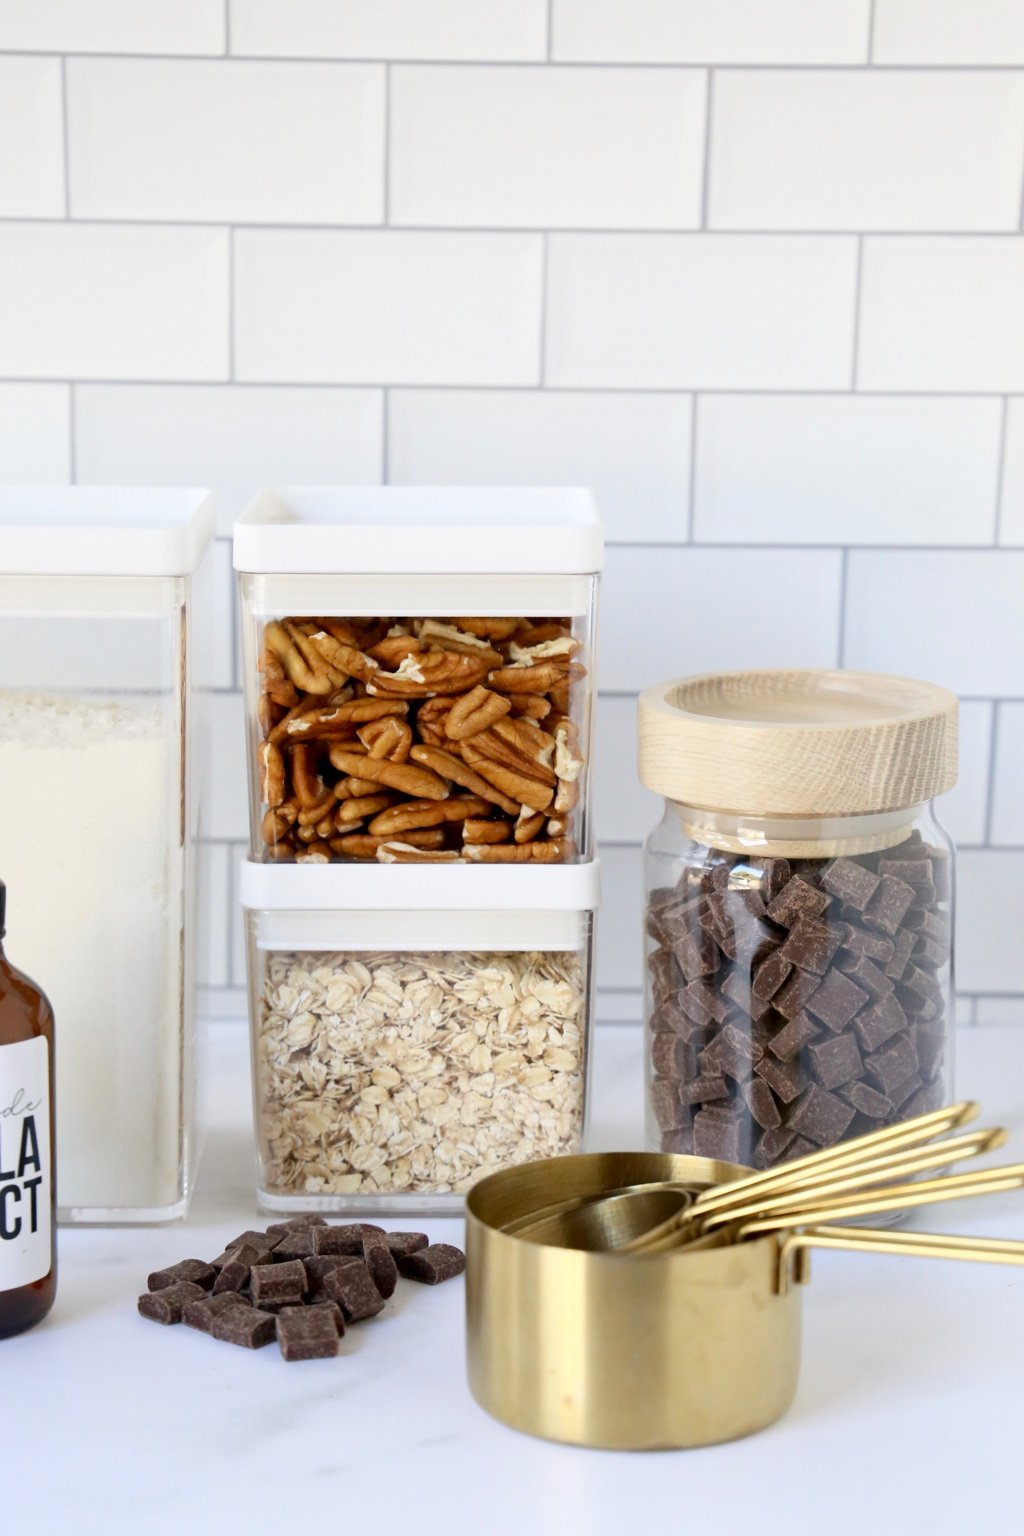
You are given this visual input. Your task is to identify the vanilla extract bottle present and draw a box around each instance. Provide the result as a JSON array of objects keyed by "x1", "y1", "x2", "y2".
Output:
[{"x1": 0, "y1": 880, "x2": 56, "y2": 1337}]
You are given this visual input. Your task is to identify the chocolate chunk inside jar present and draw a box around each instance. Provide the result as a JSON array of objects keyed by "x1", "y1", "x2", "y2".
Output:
[{"x1": 637, "y1": 670, "x2": 959, "y2": 1177}]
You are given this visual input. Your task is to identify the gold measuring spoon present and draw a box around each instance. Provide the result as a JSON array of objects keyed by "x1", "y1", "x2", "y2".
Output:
[{"x1": 775, "y1": 1224, "x2": 1024, "y2": 1294}]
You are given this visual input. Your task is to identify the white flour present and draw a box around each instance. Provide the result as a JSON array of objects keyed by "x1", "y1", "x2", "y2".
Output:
[{"x1": 0, "y1": 692, "x2": 185, "y2": 1216}]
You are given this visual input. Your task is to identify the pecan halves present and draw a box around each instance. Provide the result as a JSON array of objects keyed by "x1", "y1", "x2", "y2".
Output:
[
  {"x1": 375, "y1": 842, "x2": 462, "y2": 864},
  {"x1": 459, "y1": 740, "x2": 555, "y2": 814},
  {"x1": 367, "y1": 794, "x2": 491, "y2": 838},
  {"x1": 445, "y1": 685, "x2": 511, "y2": 742},
  {"x1": 264, "y1": 620, "x2": 344, "y2": 695},
  {"x1": 487, "y1": 662, "x2": 569, "y2": 695},
  {"x1": 305, "y1": 627, "x2": 379, "y2": 685},
  {"x1": 408, "y1": 744, "x2": 520, "y2": 816},
  {"x1": 332, "y1": 829, "x2": 446, "y2": 858},
  {"x1": 367, "y1": 650, "x2": 491, "y2": 699},
  {"x1": 463, "y1": 840, "x2": 570, "y2": 863},
  {"x1": 462, "y1": 818, "x2": 511, "y2": 845},
  {"x1": 418, "y1": 619, "x2": 503, "y2": 667},
  {"x1": 415, "y1": 697, "x2": 452, "y2": 746},
  {"x1": 514, "y1": 809, "x2": 546, "y2": 843},
  {"x1": 334, "y1": 792, "x2": 395, "y2": 827},
  {"x1": 328, "y1": 747, "x2": 449, "y2": 801},
  {"x1": 291, "y1": 743, "x2": 326, "y2": 809},
  {"x1": 260, "y1": 741, "x2": 287, "y2": 807},
  {"x1": 357, "y1": 716, "x2": 413, "y2": 763},
  {"x1": 452, "y1": 616, "x2": 522, "y2": 640},
  {"x1": 273, "y1": 697, "x2": 404, "y2": 743}
]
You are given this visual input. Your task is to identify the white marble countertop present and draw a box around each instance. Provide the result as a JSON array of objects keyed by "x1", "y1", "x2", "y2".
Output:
[{"x1": 7, "y1": 1023, "x2": 1024, "y2": 1535}]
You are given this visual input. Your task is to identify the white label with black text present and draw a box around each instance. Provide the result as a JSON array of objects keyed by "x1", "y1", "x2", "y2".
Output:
[{"x1": 0, "y1": 1037, "x2": 51, "y2": 1290}]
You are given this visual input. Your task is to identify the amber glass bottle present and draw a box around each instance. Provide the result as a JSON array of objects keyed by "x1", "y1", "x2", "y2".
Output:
[{"x1": 0, "y1": 880, "x2": 56, "y2": 1337}]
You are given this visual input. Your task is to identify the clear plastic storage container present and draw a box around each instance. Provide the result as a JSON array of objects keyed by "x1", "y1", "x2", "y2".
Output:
[
  {"x1": 234, "y1": 488, "x2": 602, "y2": 866},
  {"x1": 241, "y1": 860, "x2": 600, "y2": 1213},
  {"x1": 0, "y1": 489, "x2": 214, "y2": 1223},
  {"x1": 637, "y1": 671, "x2": 958, "y2": 1173}
]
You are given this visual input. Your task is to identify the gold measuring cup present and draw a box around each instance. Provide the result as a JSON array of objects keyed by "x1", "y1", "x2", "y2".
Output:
[{"x1": 465, "y1": 1151, "x2": 1024, "y2": 1451}]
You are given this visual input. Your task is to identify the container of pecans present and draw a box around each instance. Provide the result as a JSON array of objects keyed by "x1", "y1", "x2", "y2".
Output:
[
  {"x1": 240, "y1": 859, "x2": 600, "y2": 1213},
  {"x1": 637, "y1": 670, "x2": 959, "y2": 1176},
  {"x1": 233, "y1": 487, "x2": 602, "y2": 866}
]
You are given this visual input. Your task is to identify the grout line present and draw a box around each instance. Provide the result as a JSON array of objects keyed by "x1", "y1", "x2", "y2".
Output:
[
  {"x1": 850, "y1": 235, "x2": 864, "y2": 388},
  {"x1": 6, "y1": 51, "x2": 1024, "y2": 71},
  {"x1": 67, "y1": 383, "x2": 77, "y2": 480},
  {"x1": 686, "y1": 395, "x2": 698, "y2": 540},
  {"x1": 381, "y1": 387, "x2": 390, "y2": 482},
  {"x1": 994, "y1": 396, "x2": 1009, "y2": 543},
  {"x1": 700, "y1": 70, "x2": 714, "y2": 229},
  {"x1": 223, "y1": 0, "x2": 230, "y2": 55},
  {"x1": 836, "y1": 547, "x2": 849, "y2": 664},
  {"x1": 538, "y1": 231, "x2": 550, "y2": 385},
  {"x1": 59, "y1": 55, "x2": 70, "y2": 218},
  {"x1": 229, "y1": 561, "x2": 239, "y2": 691},
  {"x1": 1018, "y1": 122, "x2": 1024, "y2": 232},
  {"x1": 867, "y1": 0, "x2": 878, "y2": 64},
  {"x1": 546, "y1": 0, "x2": 554, "y2": 62},
  {"x1": 984, "y1": 703, "x2": 1002, "y2": 844},
  {"x1": 227, "y1": 226, "x2": 235, "y2": 380},
  {"x1": 382, "y1": 63, "x2": 391, "y2": 224}
]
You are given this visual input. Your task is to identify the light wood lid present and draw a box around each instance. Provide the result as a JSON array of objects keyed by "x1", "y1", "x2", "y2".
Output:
[{"x1": 637, "y1": 669, "x2": 958, "y2": 817}]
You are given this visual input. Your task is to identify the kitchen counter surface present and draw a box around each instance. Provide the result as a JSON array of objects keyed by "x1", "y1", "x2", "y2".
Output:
[{"x1": 7, "y1": 1023, "x2": 1024, "y2": 1535}]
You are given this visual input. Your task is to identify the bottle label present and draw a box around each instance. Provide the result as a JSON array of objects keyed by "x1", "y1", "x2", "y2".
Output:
[{"x1": 0, "y1": 1037, "x2": 51, "y2": 1291}]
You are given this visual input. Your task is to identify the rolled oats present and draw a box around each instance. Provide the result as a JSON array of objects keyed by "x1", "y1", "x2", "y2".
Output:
[{"x1": 255, "y1": 950, "x2": 587, "y2": 1197}]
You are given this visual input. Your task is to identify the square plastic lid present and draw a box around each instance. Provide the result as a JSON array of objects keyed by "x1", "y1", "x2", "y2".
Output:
[
  {"x1": 233, "y1": 486, "x2": 603, "y2": 575},
  {"x1": 0, "y1": 488, "x2": 215, "y2": 575}
]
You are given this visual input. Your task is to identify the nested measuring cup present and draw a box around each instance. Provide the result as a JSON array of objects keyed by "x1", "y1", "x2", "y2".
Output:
[{"x1": 465, "y1": 1151, "x2": 1024, "y2": 1450}]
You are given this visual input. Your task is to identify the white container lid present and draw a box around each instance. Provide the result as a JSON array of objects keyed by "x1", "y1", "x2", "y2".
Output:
[
  {"x1": 240, "y1": 858, "x2": 601, "y2": 913},
  {"x1": 0, "y1": 488, "x2": 216, "y2": 576},
  {"x1": 233, "y1": 486, "x2": 603, "y2": 575}
]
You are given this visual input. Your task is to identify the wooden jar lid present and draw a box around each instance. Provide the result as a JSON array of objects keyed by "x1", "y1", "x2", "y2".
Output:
[{"x1": 637, "y1": 670, "x2": 958, "y2": 818}]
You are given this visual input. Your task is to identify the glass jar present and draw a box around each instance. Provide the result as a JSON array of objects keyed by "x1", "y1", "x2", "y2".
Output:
[
  {"x1": 233, "y1": 487, "x2": 602, "y2": 866},
  {"x1": 240, "y1": 860, "x2": 599, "y2": 1213},
  {"x1": 0, "y1": 489, "x2": 214, "y2": 1223},
  {"x1": 637, "y1": 671, "x2": 958, "y2": 1171}
]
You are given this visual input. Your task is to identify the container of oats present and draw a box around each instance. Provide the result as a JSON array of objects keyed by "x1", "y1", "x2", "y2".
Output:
[
  {"x1": 233, "y1": 487, "x2": 602, "y2": 866},
  {"x1": 0, "y1": 487, "x2": 215, "y2": 1223},
  {"x1": 240, "y1": 858, "x2": 600, "y2": 1213}
]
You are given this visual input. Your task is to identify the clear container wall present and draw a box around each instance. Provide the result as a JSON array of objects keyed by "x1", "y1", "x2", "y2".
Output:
[
  {"x1": 643, "y1": 804, "x2": 954, "y2": 1169},
  {"x1": 239, "y1": 575, "x2": 598, "y2": 865},
  {"x1": 246, "y1": 914, "x2": 595, "y2": 1213},
  {"x1": 0, "y1": 571, "x2": 201, "y2": 1222}
]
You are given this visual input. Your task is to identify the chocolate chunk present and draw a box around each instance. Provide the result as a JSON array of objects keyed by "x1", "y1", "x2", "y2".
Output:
[
  {"x1": 682, "y1": 1073, "x2": 730, "y2": 1105},
  {"x1": 692, "y1": 1108, "x2": 744, "y2": 1163},
  {"x1": 396, "y1": 1243, "x2": 467, "y2": 1286},
  {"x1": 753, "y1": 1126, "x2": 796, "y2": 1169},
  {"x1": 311, "y1": 1223, "x2": 384, "y2": 1256},
  {"x1": 138, "y1": 1281, "x2": 206, "y2": 1324},
  {"x1": 277, "y1": 1308, "x2": 340, "y2": 1362},
  {"x1": 878, "y1": 856, "x2": 932, "y2": 887},
  {"x1": 852, "y1": 993, "x2": 909, "y2": 1054},
  {"x1": 721, "y1": 969, "x2": 772, "y2": 1021},
  {"x1": 212, "y1": 1308, "x2": 278, "y2": 1350},
  {"x1": 147, "y1": 1259, "x2": 216, "y2": 1294},
  {"x1": 650, "y1": 1033, "x2": 692, "y2": 1078},
  {"x1": 917, "y1": 908, "x2": 950, "y2": 945},
  {"x1": 651, "y1": 1077, "x2": 687, "y2": 1130},
  {"x1": 385, "y1": 1231, "x2": 430, "y2": 1259},
  {"x1": 807, "y1": 1033, "x2": 864, "y2": 1092},
  {"x1": 673, "y1": 929, "x2": 720, "y2": 983},
  {"x1": 883, "y1": 928, "x2": 918, "y2": 981},
  {"x1": 805, "y1": 967, "x2": 869, "y2": 1032},
  {"x1": 864, "y1": 874, "x2": 916, "y2": 936},
  {"x1": 930, "y1": 853, "x2": 951, "y2": 901},
  {"x1": 363, "y1": 1239, "x2": 399, "y2": 1300},
  {"x1": 901, "y1": 1079, "x2": 946, "y2": 1118},
  {"x1": 684, "y1": 977, "x2": 730, "y2": 1025},
  {"x1": 250, "y1": 1259, "x2": 308, "y2": 1305},
  {"x1": 661, "y1": 1127, "x2": 695, "y2": 1154},
  {"x1": 778, "y1": 1135, "x2": 818, "y2": 1164},
  {"x1": 741, "y1": 1076, "x2": 782, "y2": 1131},
  {"x1": 271, "y1": 1229, "x2": 320, "y2": 1262},
  {"x1": 324, "y1": 1260, "x2": 386, "y2": 1319},
  {"x1": 281, "y1": 1299, "x2": 345, "y2": 1332},
  {"x1": 751, "y1": 950, "x2": 793, "y2": 1004},
  {"x1": 754, "y1": 1052, "x2": 804, "y2": 1104},
  {"x1": 702, "y1": 1022, "x2": 763, "y2": 1080},
  {"x1": 821, "y1": 858, "x2": 880, "y2": 911},
  {"x1": 183, "y1": 1292, "x2": 253, "y2": 1333},
  {"x1": 766, "y1": 875, "x2": 831, "y2": 928},
  {"x1": 657, "y1": 897, "x2": 702, "y2": 945},
  {"x1": 841, "y1": 926, "x2": 896, "y2": 964},
  {"x1": 787, "y1": 1084, "x2": 856, "y2": 1147},
  {"x1": 731, "y1": 916, "x2": 785, "y2": 968},
  {"x1": 839, "y1": 1081, "x2": 893, "y2": 1120},
  {"x1": 754, "y1": 856, "x2": 792, "y2": 903},
  {"x1": 900, "y1": 963, "x2": 941, "y2": 1002},
  {"x1": 890, "y1": 1071, "x2": 924, "y2": 1111},
  {"x1": 265, "y1": 1215, "x2": 328, "y2": 1236},
  {"x1": 838, "y1": 951, "x2": 894, "y2": 1001},
  {"x1": 678, "y1": 981, "x2": 715, "y2": 1028},
  {"x1": 653, "y1": 999, "x2": 703, "y2": 1040},
  {"x1": 865, "y1": 1033, "x2": 920, "y2": 1096},
  {"x1": 772, "y1": 967, "x2": 822, "y2": 1020},
  {"x1": 914, "y1": 935, "x2": 947, "y2": 971},
  {"x1": 768, "y1": 1010, "x2": 820, "y2": 1062},
  {"x1": 213, "y1": 1251, "x2": 256, "y2": 1294},
  {"x1": 302, "y1": 1255, "x2": 353, "y2": 1301},
  {"x1": 225, "y1": 1230, "x2": 280, "y2": 1257},
  {"x1": 917, "y1": 1028, "x2": 945, "y2": 1081},
  {"x1": 778, "y1": 918, "x2": 842, "y2": 975}
]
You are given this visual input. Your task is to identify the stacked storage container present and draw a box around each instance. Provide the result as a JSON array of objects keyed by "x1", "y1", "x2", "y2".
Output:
[{"x1": 234, "y1": 488, "x2": 602, "y2": 1212}]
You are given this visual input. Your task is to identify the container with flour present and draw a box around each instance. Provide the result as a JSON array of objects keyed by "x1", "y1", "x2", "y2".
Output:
[{"x1": 0, "y1": 489, "x2": 214, "y2": 1223}]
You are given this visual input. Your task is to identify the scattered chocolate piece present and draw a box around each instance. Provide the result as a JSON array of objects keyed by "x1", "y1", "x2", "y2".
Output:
[
  {"x1": 213, "y1": 1251, "x2": 256, "y2": 1294},
  {"x1": 147, "y1": 1259, "x2": 216, "y2": 1294},
  {"x1": 787, "y1": 1084, "x2": 856, "y2": 1146},
  {"x1": 303, "y1": 1255, "x2": 353, "y2": 1301},
  {"x1": 363, "y1": 1239, "x2": 399, "y2": 1300},
  {"x1": 395, "y1": 1243, "x2": 467, "y2": 1285},
  {"x1": 212, "y1": 1308, "x2": 278, "y2": 1350},
  {"x1": 324, "y1": 1260, "x2": 386, "y2": 1320},
  {"x1": 311, "y1": 1224, "x2": 379, "y2": 1256},
  {"x1": 225, "y1": 1230, "x2": 280, "y2": 1257},
  {"x1": 277, "y1": 1308, "x2": 340, "y2": 1362},
  {"x1": 138, "y1": 1282, "x2": 206, "y2": 1324},
  {"x1": 272, "y1": 1229, "x2": 320, "y2": 1262},
  {"x1": 807, "y1": 1033, "x2": 863, "y2": 1092},
  {"x1": 251, "y1": 1259, "x2": 308, "y2": 1306},
  {"x1": 265, "y1": 1215, "x2": 328, "y2": 1236},
  {"x1": 384, "y1": 1232, "x2": 430, "y2": 1259},
  {"x1": 805, "y1": 968, "x2": 869, "y2": 1032},
  {"x1": 280, "y1": 1299, "x2": 345, "y2": 1333},
  {"x1": 183, "y1": 1292, "x2": 253, "y2": 1333}
]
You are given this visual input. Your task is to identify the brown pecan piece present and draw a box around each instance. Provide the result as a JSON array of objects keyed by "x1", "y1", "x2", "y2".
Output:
[
  {"x1": 415, "y1": 697, "x2": 453, "y2": 746},
  {"x1": 305, "y1": 627, "x2": 379, "y2": 685},
  {"x1": 452, "y1": 616, "x2": 522, "y2": 640},
  {"x1": 375, "y1": 842, "x2": 462, "y2": 864},
  {"x1": 462, "y1": 818, "x2": 511, "y2": 845},
  {"x1": 459, "y1": 741, "x2": 554, "y2": 814},
  {"x1": 328, "y1": 747, "x2": 448, "y2": 801},
  {"x1": 357, "y1": 716, "x2": 413, "y2": 762},
  {"x1": 334, "y1": 792, "x2": 395, "y2": 828},
  {"x1": 260, "y1": 741, "x2": 287, "y2": 807},
  {"x1": 368, "y1": 795, "x2": 491, "y2": 838},
  {"x1": 507, "y1": 694, "x2": 552, "y2": 721},
  {"x1": 408, "y1": 744, "x2": 520, "y2": 815},
  {"x1": 464, "y1": 840, "x2": 569, "y2": 863},
  {"x1": 418, "y1": 620, "x2": 503, "y2": 666},
  {"x1": 487, "y1": 661, "x2": 568, "y2": 694},
  {"x1": 273, "y1": 698, "x2": 404, "y2": 743},
  {"x1": 468, "y1": 719, "x2": 558, "y2": 787},
  {"x1": 290, "y1": 743, "x2": 326, "y2": 809},
  {"x1": 367, "y1": 651, "x2": 490, "y2": 699},
  {"x1": 514, "y1": 810, "x2": 546, "y2": 843},
  {"x1": 445, "y1": 685, "x2": 511, "y2": 742},
  {"x1": 331, "y1": 829, "x2": 446, "y2": 858},
  {"x1": 264, "y1": 620, "x2": 346, "y2": 694}
]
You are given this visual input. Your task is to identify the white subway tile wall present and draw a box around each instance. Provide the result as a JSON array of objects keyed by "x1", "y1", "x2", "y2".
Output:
[{"x1": 0, "y1": 4, "x2": 1020, "y2": 1026}]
